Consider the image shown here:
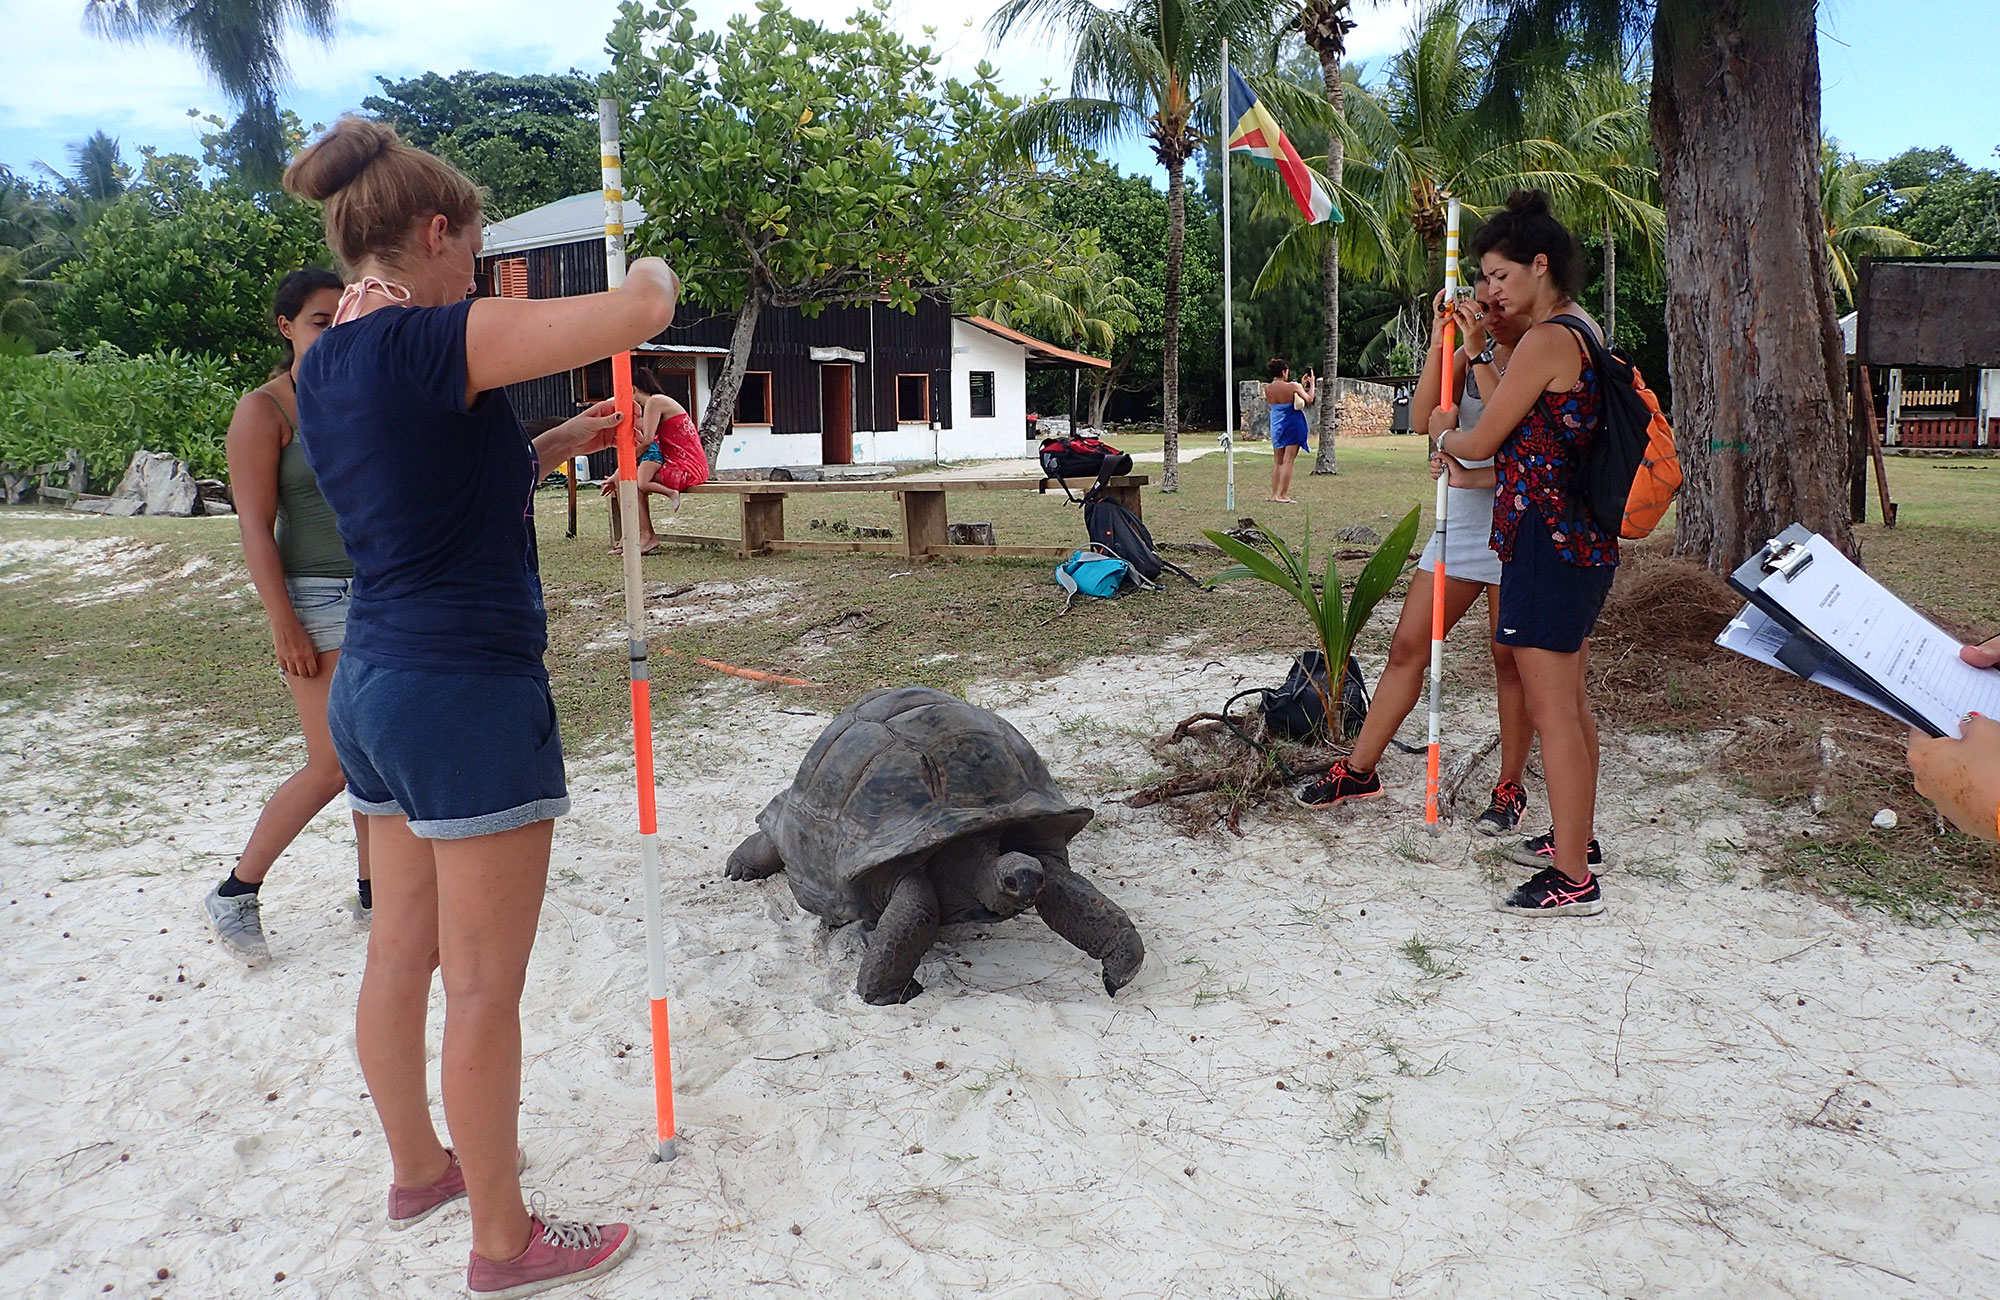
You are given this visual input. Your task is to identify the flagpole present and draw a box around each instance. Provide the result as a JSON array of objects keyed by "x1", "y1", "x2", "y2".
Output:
[
  {"x1": 1423, "y1": 196, "x2": 1462, "y2": 835},
  {"x1": 1220, "y1": 38, "x2": 1235, "y2": 514},
  {"x1": 601, "y1": 96, "x2": 678, "y2": 1163}
]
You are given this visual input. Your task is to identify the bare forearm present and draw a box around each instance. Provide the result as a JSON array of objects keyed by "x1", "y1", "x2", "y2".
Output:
[{"x1": 236, "y1": 524, "x2": 298, "y2": 630}]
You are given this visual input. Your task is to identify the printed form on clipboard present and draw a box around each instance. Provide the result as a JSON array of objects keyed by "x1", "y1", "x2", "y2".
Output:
[{"x1": 1720, "y1": 525, "x2": 2000, "y2": 739}]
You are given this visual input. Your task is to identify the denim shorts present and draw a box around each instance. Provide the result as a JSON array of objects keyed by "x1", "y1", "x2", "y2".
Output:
[
  {"x1": 327, "y1": 657, "x2": 570, "y2": 840},
  {"x1": 285, "y1": 576, "x2": 352, "y2": 653},
  {"x1": 1495, "y1": 504, "x2": 1616, "y2": 654}
]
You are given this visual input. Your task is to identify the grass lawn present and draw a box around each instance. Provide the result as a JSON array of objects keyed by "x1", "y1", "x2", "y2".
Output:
[{"x1": 1, "y1": 436, "x2": 1994, "y2": 918}]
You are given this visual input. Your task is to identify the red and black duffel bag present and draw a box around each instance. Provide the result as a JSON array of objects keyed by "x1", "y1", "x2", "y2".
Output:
[{"x1": 1039, "y1": 435, "x2": 1134, "y2": 497}]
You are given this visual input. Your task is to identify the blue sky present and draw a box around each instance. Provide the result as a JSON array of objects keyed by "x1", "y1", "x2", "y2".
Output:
[{"x1": 1, "y1": 0, "x2": 1994, "y2": 187}]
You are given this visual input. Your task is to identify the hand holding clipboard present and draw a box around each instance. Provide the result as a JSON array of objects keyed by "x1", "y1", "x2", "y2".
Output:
[
  {"x1": 1718, "y1": 528, "x2": 2000, "y2": 842},
  {"x1": 1910, "y1": 633, "x2": 2000, "y2": 842}
]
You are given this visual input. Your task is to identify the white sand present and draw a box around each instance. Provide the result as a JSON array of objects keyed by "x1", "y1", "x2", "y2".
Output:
[{"x1": 4, "y1": 656, "x2": 1999, "y2": 1299}]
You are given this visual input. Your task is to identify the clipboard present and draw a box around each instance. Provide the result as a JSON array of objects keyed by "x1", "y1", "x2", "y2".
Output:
[{"x1": 1723, "y1": 525, "x2": 2000, "y2": 739}]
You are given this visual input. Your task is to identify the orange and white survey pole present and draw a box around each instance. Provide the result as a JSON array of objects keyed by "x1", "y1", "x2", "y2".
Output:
[
  {"x1": 1423, "y1": 196, "x2": 1462, "y2": 834},
  {"x1": 600, "y1": 96, "x2": 678, "y2": 1162}
]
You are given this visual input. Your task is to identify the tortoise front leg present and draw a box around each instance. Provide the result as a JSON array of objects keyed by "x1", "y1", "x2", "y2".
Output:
[
  {"x1": 1035, "y1": 865, "x2": 1144, "y2": 996},
  {"x1": 725, "y1": 830, "x2": 785, "y2": 881},
  {"x1": 858, "y1": 871, "x2": 939, "y2": 1005}
]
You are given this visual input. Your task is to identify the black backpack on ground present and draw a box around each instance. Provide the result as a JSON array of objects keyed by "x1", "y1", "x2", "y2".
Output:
[
  {"x1": 1262, "y1": 650, "x2": 1370, "y2": 743},
  {"x1": 1082, "y1": 485, "x2": 1198, "y2": 586},
  {"x1": 1040, "y1": 435, "x2": 1134, "y2": 499}
]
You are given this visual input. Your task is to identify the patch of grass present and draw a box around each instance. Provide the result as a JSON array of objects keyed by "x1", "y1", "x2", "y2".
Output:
[
  {"x1": 1395, "y1": 934, "x2": 1462, "y2": 981},
  {"x1": 1767, "y1": 835, "x2": 2000, "y2": 931}
]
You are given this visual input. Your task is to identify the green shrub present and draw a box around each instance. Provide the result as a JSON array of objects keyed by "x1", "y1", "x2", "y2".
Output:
[{"x1": 0, "y1": 344, "x2": 240, "y2": 488}]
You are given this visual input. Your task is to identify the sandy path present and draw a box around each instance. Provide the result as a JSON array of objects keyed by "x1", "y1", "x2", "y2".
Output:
[
  {"x1": 3, "y1": 656, "x2": 1996, "y2": 1299},
  {"x1": 926, "y1": 446, "x2": 1242, "y2": 481}
]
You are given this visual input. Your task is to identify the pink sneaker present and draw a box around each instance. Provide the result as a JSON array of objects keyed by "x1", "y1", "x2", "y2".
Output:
[
  {"x1": 387, "y1": 1147, "x2": 527, "y2": 1230},
  {"x1": 466, "y1": 1213, "x2": 635, "y2": 1299}
]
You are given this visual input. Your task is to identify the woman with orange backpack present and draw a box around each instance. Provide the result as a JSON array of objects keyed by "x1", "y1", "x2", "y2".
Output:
[{"x1": 1437, "y1": 191, "x2": 1615, "y2": 917}]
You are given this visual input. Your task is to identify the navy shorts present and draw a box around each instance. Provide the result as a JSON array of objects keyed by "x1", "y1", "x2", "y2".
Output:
[
  {"x1": 328, "y1": 658, "x2": 570, "y2": 839},
  {"x1": 1494, "y1": 504, "x2": 1616, "y2": 654}
]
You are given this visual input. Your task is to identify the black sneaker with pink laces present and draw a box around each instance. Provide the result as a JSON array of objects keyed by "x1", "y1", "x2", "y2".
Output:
[
  {"x1": 1495, "y1": 866, "x2": 1604, "y2": 917},
  {"x1": 1294, "y1": 759, "x2": 1384, "y2": 808},
  {"x1": 1475, "y1": 781, "x2": 1528, "y2": 836}
]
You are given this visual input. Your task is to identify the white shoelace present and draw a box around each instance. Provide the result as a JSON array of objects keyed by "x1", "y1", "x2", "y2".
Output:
[{"x1": 529, "y1": 1193, "x2": 602, "y2": 1251}]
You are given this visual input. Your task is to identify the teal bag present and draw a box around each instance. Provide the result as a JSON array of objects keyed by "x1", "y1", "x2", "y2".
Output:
[{"x1": 1055, "y1": 549, "x2": 1132, "y2": 612}]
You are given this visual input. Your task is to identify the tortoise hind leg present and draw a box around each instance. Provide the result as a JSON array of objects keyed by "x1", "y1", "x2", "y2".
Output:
[
  {"x1": 1035, "y1": 865, "x2": 1144, "y2": 996},
  {"x1": 857, "y1": 872, "x2": 939, "y2": 1005},
  {"x1": 726, "y1": 830, "x2": 785, "y2": 881}
]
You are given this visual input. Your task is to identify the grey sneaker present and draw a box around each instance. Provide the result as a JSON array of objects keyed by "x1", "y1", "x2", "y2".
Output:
[
  {"x1": 203, "y1": 883, "x2": 269, "y2": 965},
  {"x1": 351, "y1": 894, "x2": 372, "y2": 930}
]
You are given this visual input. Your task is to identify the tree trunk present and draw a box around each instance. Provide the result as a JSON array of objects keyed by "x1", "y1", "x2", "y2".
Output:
[
  {"x1": 1311, "y1": 41, "x2": 1345, "y2": 476},
  {"x1": 1652, "y1": 0, "x2": 1852, "y2": 570},
  {"x1": 1160, "y1": 159, "x2": 1185, "y2": 492},
  {"x1": 700, "y1": 290, "x2": 765, "y2": 468},
  {"x1": 1602, "y1": 210, "x2": 1617, "y2": 338}
]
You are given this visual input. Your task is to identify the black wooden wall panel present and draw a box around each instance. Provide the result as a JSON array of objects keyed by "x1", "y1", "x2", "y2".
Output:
[{"x1": 477, "y1": 240, "x2": 959, "y2": 442}]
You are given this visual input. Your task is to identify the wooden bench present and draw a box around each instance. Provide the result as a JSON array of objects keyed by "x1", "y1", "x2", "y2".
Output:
[{"x1": 610, "y1": 474, "x2": 1149, "y2": 561}]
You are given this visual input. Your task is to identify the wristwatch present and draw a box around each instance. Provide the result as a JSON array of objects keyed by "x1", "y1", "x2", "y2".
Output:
[{"x1": 1474, "y1": 342, "x2": 1497, "y2": 367}]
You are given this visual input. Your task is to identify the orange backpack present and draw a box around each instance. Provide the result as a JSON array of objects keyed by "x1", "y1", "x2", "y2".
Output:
[
  {"x1": 1551, "y1": 316, "x2": 1682, "y2": 540},
  {"x1": 1619, "y1": 362, "x2": 1681, "y2": 540}
]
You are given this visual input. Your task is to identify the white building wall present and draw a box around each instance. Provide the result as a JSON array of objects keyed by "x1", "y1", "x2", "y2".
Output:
[
  {"x1": 948, "y1": 320, "x2": 1031, "y2": 460},
  {"x1": 712, "y1": 324, "x2": 1037, "y2": 469}
]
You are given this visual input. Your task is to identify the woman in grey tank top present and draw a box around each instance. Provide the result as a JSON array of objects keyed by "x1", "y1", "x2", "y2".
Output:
[
  {"x1": 1296, "y1": 279, "x2": 1538, "y2": 833},
  {"x1": 203, "y1": 268, "x2": 371, "y2": 962}
]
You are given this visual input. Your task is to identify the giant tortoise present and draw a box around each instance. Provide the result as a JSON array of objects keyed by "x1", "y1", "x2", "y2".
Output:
[{"x1": 726, "y1": 686, "x2": 1144, "y2": 1004}]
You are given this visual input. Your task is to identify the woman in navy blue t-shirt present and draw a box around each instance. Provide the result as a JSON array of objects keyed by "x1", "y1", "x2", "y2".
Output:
[{"x1": 284, "y1": 117, "x2": 677, "y2": 1297}]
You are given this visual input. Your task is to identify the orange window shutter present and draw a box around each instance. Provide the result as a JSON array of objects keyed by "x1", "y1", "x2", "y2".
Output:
[{"x1": 497, "y1": 259, "x2": 530, "y2": 299}]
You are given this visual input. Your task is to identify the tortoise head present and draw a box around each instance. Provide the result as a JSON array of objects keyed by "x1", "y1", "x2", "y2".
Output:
[{"x1": 977, "y1": 850, "x2": 1046, "y2": 915}]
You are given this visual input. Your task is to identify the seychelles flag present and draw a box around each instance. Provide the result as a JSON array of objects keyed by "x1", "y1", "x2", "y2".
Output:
[{"x1": 1227, "y1": 66, "x2": 1340, "y2": 225}]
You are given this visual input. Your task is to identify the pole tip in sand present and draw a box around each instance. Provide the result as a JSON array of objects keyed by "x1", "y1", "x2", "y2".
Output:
[{"x1": 652, "y1": 1138, "x2": 679, "y2": 1163}]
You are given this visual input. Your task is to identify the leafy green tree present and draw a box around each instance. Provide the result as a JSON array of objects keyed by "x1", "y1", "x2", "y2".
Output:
[
  {"x1": 362, "y1": 71, "x2": 601, "y2": 218},
  {"x1": 971, "y1": 244, "x2": 1140, "y2": 426},
  {"x1": 1819, "y1": 143, "x2": 1925, "y2": 309},
  {"x1": 83, "y1": 0, "x2": 334, "y2": 184},
  {"x1": 190, "y1": 106, "x2": 314, "y2": 194},
  {"x1": 1870, "y1": 147, "x2": 2000, "y2": 257},
  {"x1": 54, "y1": 154, "x2": 326, "y2": 384},
  {"x1": 1040, "y1": 165, "x2": 1223, "y2": 429},
  {"x1": 1477, "y1": 0, "x2": 1855, "y2": 569},
  {"x1": 610, "y1": 0, "x2": 1072, "y2": 459}
]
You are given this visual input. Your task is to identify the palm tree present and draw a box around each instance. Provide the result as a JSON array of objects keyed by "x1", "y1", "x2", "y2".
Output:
[
  {"x1": 1819, "y1": 143, "x2": 1925, "y2": 310},
  {"x1": 1477, "y1": 0, "x2": 1856, "y2": 569},
  {"x1": 1283, "y1": 0, "x2": 1362, "y2": 475},
  {"x1": 1522, "y1": 57, "x2": 1660, "y2": 335},
  {"x1": 39, "y1": 131, "x2": 131, "y2": 206},
  {"x1": 974, "y1": 251, "x2": 1142, "y2": 427},
  {"x1": 989, "y1": 0, "x2": 1265, "y2": 492},
  {"x1": 83, "y1": 0, "x2": 335, "y2": 182}
]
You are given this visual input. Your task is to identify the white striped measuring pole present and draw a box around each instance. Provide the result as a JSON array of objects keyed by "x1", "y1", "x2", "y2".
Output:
[
  {"x1": 1423, "y1": 196, "x2": 1462, "y2": 834},
  {"x1": 600, "y1": 96, "x2": 678, "y2": 1162}
]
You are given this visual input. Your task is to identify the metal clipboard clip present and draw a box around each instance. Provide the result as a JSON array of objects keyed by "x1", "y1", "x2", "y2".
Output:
[{"x1": 1760, "y1": 538, "x2": 1813, "y2": 581}]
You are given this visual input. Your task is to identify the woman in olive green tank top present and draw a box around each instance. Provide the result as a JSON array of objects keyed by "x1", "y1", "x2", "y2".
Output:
[{"x1": 204, "y1": 268, "x2": 372, "y2": 962}]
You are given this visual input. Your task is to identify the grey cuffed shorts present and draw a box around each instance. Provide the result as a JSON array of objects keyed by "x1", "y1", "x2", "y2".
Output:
[{"x1": 285, "y1": 576, "x2": 352, "y2": 653}]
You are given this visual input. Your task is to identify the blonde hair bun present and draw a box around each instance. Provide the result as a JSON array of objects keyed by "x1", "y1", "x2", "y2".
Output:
[{"x1": 283, "y1": 116, "x2": 482, "y2": 270}]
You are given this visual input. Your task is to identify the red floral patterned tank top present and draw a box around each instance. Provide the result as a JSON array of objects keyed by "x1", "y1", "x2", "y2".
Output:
[{"x1": 1490, "y1": 326, "x2": 1619, "y2": 567}]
